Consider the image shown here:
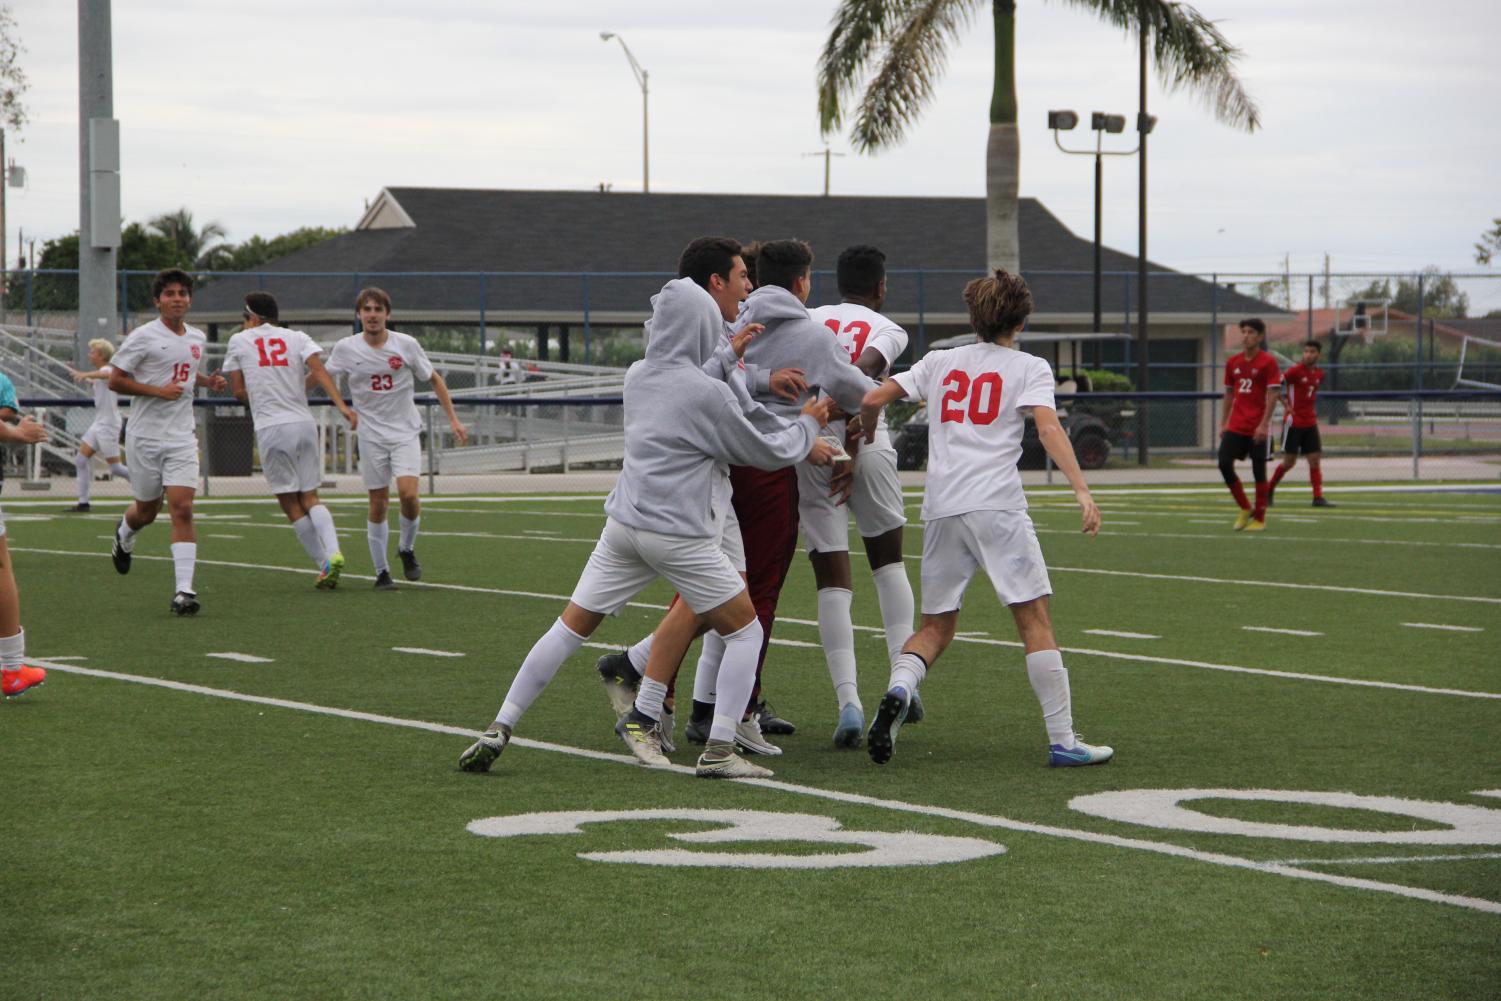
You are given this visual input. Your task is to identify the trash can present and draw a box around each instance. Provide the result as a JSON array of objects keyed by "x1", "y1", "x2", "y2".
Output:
[{"x1": 206, "y1": 406, "x2": 255, "y2": 476}]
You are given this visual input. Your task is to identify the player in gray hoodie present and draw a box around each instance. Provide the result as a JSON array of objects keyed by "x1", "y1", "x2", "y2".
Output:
[{"x1": 459, "y1": 272, "x2": 837, "y2": 779}]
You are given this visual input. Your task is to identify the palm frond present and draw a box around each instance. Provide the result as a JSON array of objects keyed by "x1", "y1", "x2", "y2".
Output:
[
  {"x1": 1055, "y1": 0, "x2": 1260, "y2": 131},
  {"x1": 817, "y1": 0, "x2": 914, "y2": 136}
]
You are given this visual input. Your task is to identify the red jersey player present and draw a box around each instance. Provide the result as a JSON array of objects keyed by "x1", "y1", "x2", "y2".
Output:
[
  {"x1": 1218, "y1": 318, "x2": 1281, "y2": 532},
  {"x1": 1268, "y1": 340, "x2": 1334, "y2": 508}
]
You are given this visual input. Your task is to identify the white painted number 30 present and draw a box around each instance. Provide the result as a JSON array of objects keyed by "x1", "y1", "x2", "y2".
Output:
[{"x1": 466, "y1": 809, "x2": 1006, "y2": 869}]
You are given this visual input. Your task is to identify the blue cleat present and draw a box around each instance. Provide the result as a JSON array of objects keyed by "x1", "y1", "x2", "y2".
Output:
[
  {"x1": 1048, "y1": 737, "x2": 1114, "y2": 767},
  {"x1": 833, "y1": 703, "x2": 864, "y2": 748}
]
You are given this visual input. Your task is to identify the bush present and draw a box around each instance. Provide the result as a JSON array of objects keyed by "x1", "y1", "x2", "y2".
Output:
[{"x1": 1068, "y1": 368, "x2": 1135, "y2": 393}]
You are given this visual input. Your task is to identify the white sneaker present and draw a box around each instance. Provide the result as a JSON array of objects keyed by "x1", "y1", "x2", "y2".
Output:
[
  {"x1": 696, "y1": 749, "x2": 774, "y2": 779},
  {"x1": 615, "y1": 713, "x2": 670, "y2": 767},
  {"x1": 734, "y1": 715, "x2": 782, "y2": 756}
]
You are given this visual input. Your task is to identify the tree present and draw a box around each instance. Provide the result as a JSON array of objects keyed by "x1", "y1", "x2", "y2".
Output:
[
  {"x1": 1475, "y1": 218, "x2": 1501, "y2": 266},
  {"x1": 817, "y1": 0, "x2": 1259, "y2": 272},
  {"x1": 1346, "y1": 267, "x2": 1469, "y2": 319},
  {"x1": 148, "y1": 208, "x2": 229, "y2": 269},
  {"x1": 4, "y1": 224, "x2": 185, "y2": 312},
  {"x1": 211, "y1": 226, "x2": 347, "y2": 271},
  {"x1": 0, "y1": 5, "x2": 27, "y2": 132}
]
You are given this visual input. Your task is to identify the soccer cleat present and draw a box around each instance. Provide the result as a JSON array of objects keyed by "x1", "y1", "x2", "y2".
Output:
[
  {"x1": 833, "y1": 703, "x2": 864, "y2": 748},
  {"x1": 170, "y1": 591, "x2": 200, "y2": 617},
  {"x1": 906, "y1": 688, "x2": 926, "y2": 725},
  {"x1": 315, "y1": 551, "x2": 345, "y2": 590},
  {"x1": 373, "y1": 570, "x2": 398, "y2": 591},
  {"x1": 1245, "y1": 518, "x2": 1267, "y2": 533},
  {"x1": 867, "y1": 687, "x2": 911, "y2": 765},
  {"x1": 753, "y1": 700, "x2": 796, "y2": 735},
  {"x1": 1312, "y1": 497, "x2": 1335, "y2": 508},
  {"x1": 615, "y1": 711, "x2": 671, "y2": 767},
  {"x1": 458, "y1": 727, "x2": 511, "y2": 772},
  {"x1": 660, "y1": 707, "x2": 677, "y2": 754},
  {"x1": 1049, "y1": 737, "x2": 1114, "y2": 767},
  {"x1": 1232, "y1": 509, "x2": 1253, "y2": 531},
  {"x1": 111, "y1": 526, "x2": 133, "y2": 575},
  {"x1": 67, "y1": 502, "x2": 91, "y2": 513},
  {"x1": 595, "y1": 650, "x2": 640, "y2": 717},
  {"x1": 2, "y1": 665, "x2": 46, "y2": 698},
  {"x1": 734, "y1": 715, "x2": 782, "y2": 756},
  {"x1": 696, "y1": 743, "x2": 774, "y2": 779},
  {"x1": 685, "y1": 712, "x2": 712, "y2": 745},
  {"x1": 398, "y1": 548, "x2": 422, "y2": 582}
]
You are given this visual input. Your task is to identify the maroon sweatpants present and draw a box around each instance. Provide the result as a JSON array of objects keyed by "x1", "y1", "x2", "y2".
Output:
[{"x1": 729, "y1": 463, "x2": 800, "y2": 704}]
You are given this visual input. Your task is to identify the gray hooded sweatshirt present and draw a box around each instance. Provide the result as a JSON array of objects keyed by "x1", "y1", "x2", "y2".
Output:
[
  {"x1": 603, "y1": 278, "x2": 820, "y2": 539},
  {"x1": 735, "y1": 284, "x2": 877, "y2": 420}
]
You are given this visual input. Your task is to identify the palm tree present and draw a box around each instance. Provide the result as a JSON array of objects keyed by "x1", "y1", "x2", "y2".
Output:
[
  {"x1": 147, "y1": 208, "x2": 230, "y2": 269},
  {"x1": 817, "y1": 0, "x2": 1260, "y2": 272}
]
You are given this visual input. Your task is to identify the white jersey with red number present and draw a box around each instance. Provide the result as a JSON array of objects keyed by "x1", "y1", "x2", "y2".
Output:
[
  {"x1": 324, "y1": 330, "x2": 434, "y2": 444},
  {"x1": 222, "y1": 325, "x2": 324, "y2": 432},
  {"x1": 891, "y1": 342, "x2": 1055, "y2": 520},
  {"x1": 808, "y1": 302, "x2": 909, "y2": 450},
  {"x1": 111, "y1": 318, "x2": 208, "y2": 445}
]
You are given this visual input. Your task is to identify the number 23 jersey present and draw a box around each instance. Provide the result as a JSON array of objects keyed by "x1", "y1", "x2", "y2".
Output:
[
  {"x1": 325, "y1": 330, "x2": 434, "y2": 444},
  {"x1": 891, "y1": 342, "x2": 1055, "y2": 520}
]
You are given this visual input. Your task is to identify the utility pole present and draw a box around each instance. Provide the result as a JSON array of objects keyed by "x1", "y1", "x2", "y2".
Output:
[
  {"x1": 1135, "y1": 2, "x2": 1150, "y2": 466},
  {"x1": 79, "y1": 0, "x2": 120, "y2": 362},
  {"x1": 801, "y1": 146, "x2": 845, "y2": 196}
]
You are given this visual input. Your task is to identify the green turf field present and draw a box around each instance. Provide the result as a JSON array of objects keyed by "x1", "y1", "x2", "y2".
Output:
[{"x1": 5, "y1": 482, "x2": 1499, "y2": 1000}]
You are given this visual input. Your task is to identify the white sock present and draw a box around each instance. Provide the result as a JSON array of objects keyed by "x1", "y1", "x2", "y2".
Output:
[
  {"x1": 108, "y1": 462, "x2": 130, "y2": 479},
  {"x1": 75, "y1": 453, "x2": 93, "y2": 502},
  {"x1": 708, "y1": 618, "x2": 764, "y2": 744},
  {"x1": 367, "y1": 521, "x2": 389, "y2": 573},
  {"x1": 872, "y1": 562, "x2": 916, "y2": 664},
  {"x1": 634, "y1": 677, "x2": 669, "y2": 722},
  {"x1": 691, "y1": 631, "x2": 725, "y2": 705},
  {"x1": 116, "y1": 517, "x2": 138, "y2": 551},
  {"x1": 399, "y1": 514, "x2": 420, "y2": 553},
  {"x1": 626, "y1": 633, "x2": 652, "y2": 676},
  {"x1": 495, "y1": 618, "x2": 587, "y2": 730},
  {"x1": 888, "y1": 651, "x2": 927, "y2": 698},
  {"x1": 0, "y1": 628, "x2": 23, "y2": 671},
  {"x1": 1026, "y1": 648, "x2": 1075, "y2": 748},
  {"x1": 170, "y1": 541, "x2": 197, "y2": 594},
  {"x1": 308, "y1": 504, "x2": 339, "y2": 558},
  {"x1": 291, "y1": 516, "x2": 325, "y2": 568},
  {"x1": 816, "y1": 587, "x2": 860, "y2": 710}
]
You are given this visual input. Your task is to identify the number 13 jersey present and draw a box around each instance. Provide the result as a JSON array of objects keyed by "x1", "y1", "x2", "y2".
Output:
[
  {"x1": 808, "y1": 302, "x2": 908, "y2": 449},
  {"x1": 891, "y1": 341, "x2": 1055, "y2": 520},
  {"x1": 325, "y1": 330, "x2": 434, "y2": 444}
]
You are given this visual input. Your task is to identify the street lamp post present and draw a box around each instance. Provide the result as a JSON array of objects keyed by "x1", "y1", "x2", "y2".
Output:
[
  {"x1": 599, "y1": 32, "x2": 648, "y2": 194},
  {"x1": 1047, "y1": 110, "x2": 1137, "y2": 336}
]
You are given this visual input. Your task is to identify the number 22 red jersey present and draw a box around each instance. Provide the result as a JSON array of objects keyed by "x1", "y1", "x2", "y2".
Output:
[{"x1": 1223, "y1": 350, "x2": 1282, "y2": 436}]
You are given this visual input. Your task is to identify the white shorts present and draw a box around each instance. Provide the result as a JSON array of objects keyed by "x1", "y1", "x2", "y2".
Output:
[
  {"x1": 259, "y1": 421, "x2": 322, "y2": 495},
  {"x1": 919, "y1": 509, "x2": 1052, "y2": 613},
  {"x1": 81, "y1": 422, "x2": 122, "y2": 456},
  {"x1": 571, "y1": 516, "x2": 746, "y2": 616},
  {"x1": 797, "y1": 447, "x2": 907, "y2": 554},
  {"x1": 720, "y1": 505, "x2": 747, "y2": 573},
  {"x1": 126, "y1": 436, "x2": 200, "y2": 501},
  {"x1": 358, "y1": 434, "x2": 422, "y2": 490}
]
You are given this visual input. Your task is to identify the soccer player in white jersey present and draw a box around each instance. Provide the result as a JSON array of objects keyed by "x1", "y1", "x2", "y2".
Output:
[
  {"x1": 223, "y1": 292, "x2": 358, "y2": 588},
  {"x1": 324, "y1": 287, "x2": 468, "y2": 591},
  {"x1": 65, "y1": 338, "x2": 131, "y2": 512},
  {"x1": 107, "y1": 269, "x2": 228, "y2": 616},
  {"x1": 858, "y1": 269, "x2": 1113, "y2": 768},
  {"x1": 0, "y1": 412, "x2": 50, "y2": 698},
  {"x1": 805, "y1": 245, "x2": 918, "y2": 746}
]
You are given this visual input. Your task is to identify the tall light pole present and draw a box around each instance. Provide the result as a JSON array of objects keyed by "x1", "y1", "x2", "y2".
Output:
[
  {"x1": 1136, "y1": 4, "x2": 1151, "y2": 465},
  {"x1": 1048, "y1": 110, "x2": 1138, "y2": 336},
  {"x1": 79, "y1": 0, "x2": 120, "y2": 363},
  {"x1": 599, "y1": 32, "x2": 648, "y2": 194}
]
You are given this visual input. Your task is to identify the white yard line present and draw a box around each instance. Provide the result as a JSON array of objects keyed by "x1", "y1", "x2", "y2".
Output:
[
  {"x1": 37, "y1": 655, "x2": 88, "y2": 661},
  {"x1": 29, "y1": 658, "x2": 1501, "y2": 917},
  {"x1": 1266, "y1": 852, "x2": 1501, "y2": 867},
  {"x1": 1401, "y1": 623, "x2": 1485, "y2": 633},
  {"x1": 205, "y1": 652, "x2": 273, "y2": 664},
  {"x1": 207, "y1": 534, "x2": 243, "y2": 540},
  {"x1": 1243, "y1": 626, "x2": 1324, "y2": 637},
  {"x1": 1084, "y1": 629, "x2": 1161, "y2": 640},
  {"x1": 392, "y1": 647, "x2": 467, "y2": 658}
]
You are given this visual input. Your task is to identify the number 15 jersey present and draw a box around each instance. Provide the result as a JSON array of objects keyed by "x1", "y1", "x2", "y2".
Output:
[
  {"x1": 325, "y1": 330, "x2": 434, "y2": 444},
  {"x1": 891, "y1": 341, "x2": 1055, "y2": 520}
]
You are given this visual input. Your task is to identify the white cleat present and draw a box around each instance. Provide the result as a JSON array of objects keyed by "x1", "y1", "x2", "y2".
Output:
[
  {"x1": 734, "y1": 715, "x2": 782, "y2": 756},
  {"x1": 696, "y1": 748, "x2": 774, "y2": 779}
]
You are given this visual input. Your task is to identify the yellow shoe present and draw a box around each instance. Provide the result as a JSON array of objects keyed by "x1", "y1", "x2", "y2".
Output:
[
  {"x1": 1245, "y1": 518, "x2": 1267, "y2": 533},
  {"x1": 1233, "y1": 509, "x2": 1252, "y2": 531}
]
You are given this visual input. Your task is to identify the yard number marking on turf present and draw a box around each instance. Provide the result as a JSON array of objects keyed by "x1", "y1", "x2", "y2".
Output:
[
  {"x1": 1242, "y1": 626, "x2": 1324, "y2": 637},
  {"x1": 1084, "y1": 629, "x2": 1161, "y2": 640},
  {"x1": 392, "y1": 647, "x2": 467, "y2": 658},
  {"x1": 1401, "y1": 622, "x2": 1485, "y2": 633},
  {"x1": 468, "y1": 810, "x2": 1006, "y2": 869},
  {"x1": 205, "y1": 652, "x2": 274, "y2": 664}
]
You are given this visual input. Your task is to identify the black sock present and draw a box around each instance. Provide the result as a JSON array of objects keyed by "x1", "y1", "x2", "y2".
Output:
[{"x1": 691, "y1": 699, "x2": 714, "y2": 724}]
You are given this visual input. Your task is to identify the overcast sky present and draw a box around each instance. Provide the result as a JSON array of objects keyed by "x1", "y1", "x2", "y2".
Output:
[{"x1": 9, "y1": 0, "x2": 1501, "y2": 310}]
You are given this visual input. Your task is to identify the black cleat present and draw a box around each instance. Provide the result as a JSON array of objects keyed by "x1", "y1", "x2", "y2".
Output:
[
  {"x1": 1311, "y1": 496, "x2": 1335, "y2": 508},
  {"x1": 753, "y1": 700, "x2": 796, "y2": 736},
  {"x1": 866, "y1": 688, "x2": 911, "y2": 766},
  {"x1": 67, "y1": 502, "x2": 92, "y2": 513},
  {"x1": 596, "y1": 650, "x2": 640, "y2": 717},
  {"x1": 111, "y1": 531, "x2": 132, "y2": 575},
  {"x1": 374, "y1": 570, "x2": 399, "y2": 591},
  {"x1": 398, "y1": 549, "x2": 422, "y2": 581},
  {"x1": 170, "y1": 591, "x2": 200, "y2": 617}
]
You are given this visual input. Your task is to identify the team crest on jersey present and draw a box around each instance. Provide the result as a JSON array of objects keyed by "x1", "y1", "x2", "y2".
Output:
[
  {"x1": 388, "y1": 356, "x2": 404, "y2": 371},
  {"x1": 190, "y1": 345, "x2": 201, "y2": 359}
]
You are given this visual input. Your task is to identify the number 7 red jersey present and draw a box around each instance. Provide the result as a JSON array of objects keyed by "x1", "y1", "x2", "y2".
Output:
[
  {"x1": 1223, "y1": 350, "x2": 1282, "y2": 436},
  {"x1": 1280, "y1": 362, "x2": 1324, "y2": 428}
]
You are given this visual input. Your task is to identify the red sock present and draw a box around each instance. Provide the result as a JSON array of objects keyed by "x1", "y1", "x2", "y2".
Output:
[
  {"x1": 1310, "y1": 467, "x2": 1323, "y2": 498},
  {"x1": 1228, "y1": 479, "x2": 1250, "y2": 510},
  {"x1": 1253, "y1": 482, "x2": 1269, "y2": 520},
  {"x1": 1269, "y1": 464, "x2": 1288, "y2": 490}
]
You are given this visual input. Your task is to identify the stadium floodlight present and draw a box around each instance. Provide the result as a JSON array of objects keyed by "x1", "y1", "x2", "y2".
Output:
[
  {"x1": 1047, "y1": 110, "x2": 1079, "y2": 131},
  {"x1": 1092, "y1": 112, "x2": 1126, "y2": 134},
  {"x1": 599, "y1": 32, "x2": 650, "y2": 194}
]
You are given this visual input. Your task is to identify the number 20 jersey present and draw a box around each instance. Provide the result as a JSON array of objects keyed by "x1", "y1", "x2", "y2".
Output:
[
  {"x1": 325, "y1": 330, "x2": 434, "y2": 444},
  {"x1": 891, "y1": 342, "x2": 1056, "y2": 520},
  {"x1": 112, "y1": 318, "x2": 209, "y2": 446}
]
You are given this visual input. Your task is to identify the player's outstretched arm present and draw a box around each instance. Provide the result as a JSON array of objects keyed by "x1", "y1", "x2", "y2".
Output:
[
  {"x1": 69, "y1": 367, "x2": 109, "y2": 383},
  {"x1": 859, "y1": 378, "x2": 908, "y2": 444},
  {"x1": 428, "y1": 371, "x2": 469, "y2": 445},
  {"x1": 1033, "y1": 406, "x2": 1100, "y2": 537},
  {"x1": 305, "y1": 355, "x2": 357, "y2": 429}
]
